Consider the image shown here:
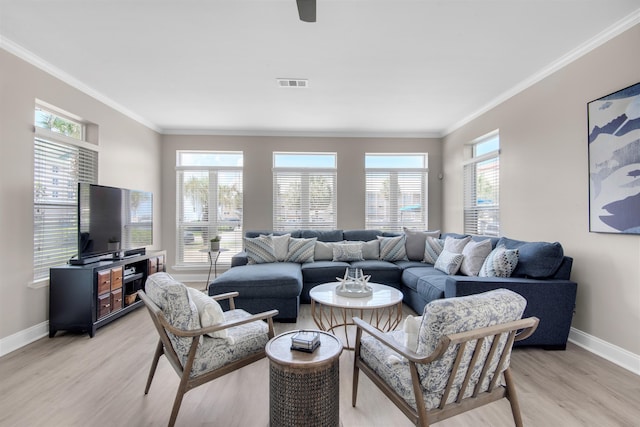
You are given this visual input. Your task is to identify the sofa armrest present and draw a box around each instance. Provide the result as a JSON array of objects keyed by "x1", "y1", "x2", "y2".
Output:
[
  {"x1": 231, "y1": 251, "x2": 249, "y2": 267},
  {"x1": 444, "y1": 276, "x2": 577, "y2": 349}
]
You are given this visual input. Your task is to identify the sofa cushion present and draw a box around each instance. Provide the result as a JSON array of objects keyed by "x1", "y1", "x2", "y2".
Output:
[
  {"x1": 301, "y1": 260, "x2": 351, "y2": 284},
  {"x1": 332, "y1": 242, "x2": 365, "y2": 262},
  {"x1": 401, "y1": 266, "x2": 440, "y2": 291},
  {"x1": 244, "y1": 235, "x2": 277, "y2": 264},
  {"x1": 300, "y1": 229, "x2": 343, "y2": 242},
  {"x1": 351, "y1": 260, "x2": 403, "y2": 286},
  {"x1": 424, "y1": 236, "x2": 444, "y2": 264},
  {"x1": 285, "y1": 237, "x2": 317, "y2": 263},
  {"x1": 416, "y1": 273, "x2": 450, "y2": 302},
  {"x1": 479, "y1": 245, "x2": 519, "y2": 278},
  {"x1": 378, "y1": 235, "x2": 408, "y2": 261},
  {"x1": 344, "y1": 229, "x2": 382, "y2": 242},
  {"x1": 211, "y1": 263, "x2": 302, "y2": 298},
  {"x1": 403, "y1": 227, "x2": 441, "y2": 261},
  {"x1": 498, "y1": 237, "x2": 565, "y2": 279},
  {"x1": 460, "y1": 239, "x2": 492, "y2": 276}
]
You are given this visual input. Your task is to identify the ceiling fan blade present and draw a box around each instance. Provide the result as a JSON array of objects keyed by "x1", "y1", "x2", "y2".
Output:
[{"x1": 296, "y1": 0, "x2": 316, "y2": 22}]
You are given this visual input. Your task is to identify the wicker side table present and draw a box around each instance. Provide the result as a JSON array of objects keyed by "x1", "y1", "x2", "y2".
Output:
[{"x1": 265, "y1": 330, "x2": 343, "y2": 427}]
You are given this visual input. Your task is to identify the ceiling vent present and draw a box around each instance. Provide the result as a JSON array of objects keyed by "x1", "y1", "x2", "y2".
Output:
[{"x1": 277, "y1": 78, "x2": 309, "y2": 88}]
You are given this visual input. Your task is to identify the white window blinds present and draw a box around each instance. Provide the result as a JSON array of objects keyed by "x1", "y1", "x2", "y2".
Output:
[
  {"x1": 33, "y1": 137, "x2": 98, "y2": 280},
  {"x1": 176, "y1": 152, "x2": 243, "y2": 266},
  {"x1": 365, "y1": 154, "x2": 428, "y2": 232},
  {"x1": 273, "y1": 153, "x2": 337, "y2": 231},
  {"x1": 463, "y1": 132, "x2": 500, "y2": 236}
]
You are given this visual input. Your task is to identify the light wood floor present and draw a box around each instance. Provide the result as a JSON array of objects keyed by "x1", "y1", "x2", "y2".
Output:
[{"x1": 1, "y1": 300, "x2": 639, "y2": 427}]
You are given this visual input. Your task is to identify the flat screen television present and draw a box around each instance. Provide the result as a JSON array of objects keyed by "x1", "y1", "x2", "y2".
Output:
[{"x1": 74, "y1": 183, "x2": 153, "y2": 264}]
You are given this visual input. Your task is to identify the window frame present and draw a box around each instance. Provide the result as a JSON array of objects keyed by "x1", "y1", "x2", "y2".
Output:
[
  {"x1": 364, "y1": 153, "x2": 429, "y2": 232},
  {"x1": 463, "y1": 130, "x2": 500, "y2": 236},
  {"x1": 272, "y1": 152, "x2": 337, "y2": 231},
  {"x1": 175, "y1": 151, "x2": 243, "y2": 268},
  {"x1": 32, "y1": 104, "x2": 97, "y2": 284}
]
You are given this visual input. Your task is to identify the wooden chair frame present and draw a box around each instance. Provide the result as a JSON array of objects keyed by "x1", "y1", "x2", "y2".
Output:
[
  {"x1": 139, "y1": 290, "x2": 278, "y2": 427},
  {"x1": 352, "y1": 315, "x2": 539, "y2": 427}
]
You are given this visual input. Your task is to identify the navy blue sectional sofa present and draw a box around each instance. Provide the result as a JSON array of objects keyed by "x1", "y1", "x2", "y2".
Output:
[{"x1": 208, "y1": 229, "x2": 577, "y2": 349}]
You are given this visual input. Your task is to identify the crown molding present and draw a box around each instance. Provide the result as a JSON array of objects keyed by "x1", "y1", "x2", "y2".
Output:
[
  {"x1": 0, "y1": 36, "x2": 161, "y2": 133},
  {"x1": 161, "y1": 127, "x2": 443, "y2": 139},
  {"x1": 444, "y1": 10, "x2": 640, "y2": 137}
]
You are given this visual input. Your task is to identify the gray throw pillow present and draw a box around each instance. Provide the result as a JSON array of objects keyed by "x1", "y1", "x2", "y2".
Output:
[
  {"x1": 403, "y1": 227, "x2": 441, "y2": 261},
  {"x1": 459, "y1": 239, "x2": 492, "y2": 276}
]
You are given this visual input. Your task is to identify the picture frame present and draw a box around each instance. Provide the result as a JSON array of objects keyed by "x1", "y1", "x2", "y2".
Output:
[{"x1": 587, "y1": 82, "x2": 640, "y2": 234}]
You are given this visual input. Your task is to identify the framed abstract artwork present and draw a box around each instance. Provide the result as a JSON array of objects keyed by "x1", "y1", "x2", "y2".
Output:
[{"x1": 587, "y1": 82, "x2": 640, "y2": 234}]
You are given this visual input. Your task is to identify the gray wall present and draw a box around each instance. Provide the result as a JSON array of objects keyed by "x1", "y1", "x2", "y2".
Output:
[
  {"x1": 160, "y1": 134, "x2": 443, "y2": 278},
  {"x1": 0, "y1": 50, "x2": 163, "y2": 342},
  {"x1": 443, "y1": 24, "x2": 640, "y2": 356}
]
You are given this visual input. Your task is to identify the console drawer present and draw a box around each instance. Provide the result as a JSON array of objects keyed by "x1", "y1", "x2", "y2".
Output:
[
  {"x1": 97, "y1": 270, "x2": 111, "y2": 295},
  {"x1": 97, "y1": 293, "x2": 111, "y2": 319},
  {"x1": 111, "y1": 288, "x2": 123, "y2": 312},
  {"x1": 111, "y1": 266, "x2": 123, "y2": 290}
]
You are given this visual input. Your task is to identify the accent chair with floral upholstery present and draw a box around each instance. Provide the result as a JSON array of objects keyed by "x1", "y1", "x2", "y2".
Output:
[
  {"x1": 140, "y1": 272, "x2": 278, "y2": 427},
  {"x1": 352, "y1": 289, "x2": 539, "y2": 427}
]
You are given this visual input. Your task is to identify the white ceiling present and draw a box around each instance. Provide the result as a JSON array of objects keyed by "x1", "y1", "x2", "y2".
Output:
[{"x1": 1, "y1": 1, "x2": 640, "y2": 137}]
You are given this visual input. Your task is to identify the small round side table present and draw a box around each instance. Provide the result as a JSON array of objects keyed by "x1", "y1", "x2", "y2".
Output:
[{"x1": 265, "y1": 330, "x2": 343, "y2": 427}]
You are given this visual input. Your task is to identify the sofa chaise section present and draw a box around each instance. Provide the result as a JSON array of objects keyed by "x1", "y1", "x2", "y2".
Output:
[{"x1": 208, "y1": 262, "x2": 302, "y2": 322}]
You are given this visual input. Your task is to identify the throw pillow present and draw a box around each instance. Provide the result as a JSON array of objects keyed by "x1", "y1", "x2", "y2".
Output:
[
  {"x1": 459, "y1": 239, "x2": 493, "y2": 276},
  {"x1": 360, "y1": 239, "x2": 380, "y2": 260},
  {"x1": 261, "y1": 233, "x2": 290, "y2": 262},
  {"x1": 403, "y1": 227, "x2": 441, "y2": 261},
  {"x1": 187, "y1": 287, "x2": 230, "y2": 342},
  {"x1": 497, "y1": 237, "x2": 564, "y2": 278},
  {"x1": 285, "y1": 237, "x2": 317, "y2": 263},
  {"x1": 424, "y1": 236, "x2": 444, "y2": 264},
  {"x1": 443, "y1": 235, "x2": 472, "y2": 253},
  {"x1": 479, "y1": 245, "x2": 519, "y2": 278},
  {"x1": 377, "y1": 235, "x2": 408, "y2": 262},
  {"x1": 332, "y1": 242, "x2": 365, "y2": 262},
  {"x1": 434, "y1": 249, "x2": 464, "y2": 274},
  {"x1": 244, "y1": 235, "x2": 277, "y2": 264},
  {"x1": 314, "y1": 241, "x2": 336, "y2": 261}
]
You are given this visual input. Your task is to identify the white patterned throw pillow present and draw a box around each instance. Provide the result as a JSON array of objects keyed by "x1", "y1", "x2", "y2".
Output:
[
  {"x1": 434, "y1": 249, "x2": 464, "y2": 274},
  {"x1": 244, "y1": 235, "x2": 277, "y2": 264},
  {"x1": 377, "y1": 235, "x2": 408, "y2": 262},
  {"x1": 479, "y1": 245, "x2": 519, "y2": 277},
  {"x1": 285, "y1": 237, "x2": 317, "y2": 263},
  {"x1": 332, "y1": 242, "x2": 365, "y2": 262}
]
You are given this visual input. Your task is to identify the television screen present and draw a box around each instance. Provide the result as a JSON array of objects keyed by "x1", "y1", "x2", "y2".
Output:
[{"x1": 78, "y1": 184, "x2": 153, "y2": 261}]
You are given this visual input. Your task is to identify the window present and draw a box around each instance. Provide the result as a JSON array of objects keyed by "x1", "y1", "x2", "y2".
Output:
[
  {"x1": 365, "y1": 154, "x2": 428, "y2": 231},
  {"x1": 273, "y1": 153, "x2": 337, "y2": 231},
  {"x1": 463, "y1": 131, "x2": 500, "y2": 236},
  {"x1": 176, "y1": 151, "x2": 243, "y2": 266},
  {"x1": 33, "y1": 105, "x2": 97, "y2": 281}
]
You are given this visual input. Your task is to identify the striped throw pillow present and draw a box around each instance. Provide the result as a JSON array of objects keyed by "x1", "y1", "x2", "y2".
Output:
[{"x1": 377, "y1": 235, "x2": 408, "y2": 262}]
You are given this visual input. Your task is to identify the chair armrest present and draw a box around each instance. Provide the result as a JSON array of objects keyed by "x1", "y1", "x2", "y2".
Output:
[
  {"x1": 161, "y1": 309, "x2": 279, "y2": 337},
  {"x1": 211, "y1": 291, "x2": 239, "y2": 302},
  {"x1": 352, "y1": 317, "x2": 448, "y2": 364}
]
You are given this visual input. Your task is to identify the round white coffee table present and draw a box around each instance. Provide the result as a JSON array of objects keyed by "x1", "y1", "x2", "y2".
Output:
[{"x1": 310, "y1": 282, "x2": 403, "y2": 350}]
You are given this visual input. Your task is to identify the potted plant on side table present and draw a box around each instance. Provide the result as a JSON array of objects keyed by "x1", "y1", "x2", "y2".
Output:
[{"x1": 209, "y1": 236, "x2": 220, "y2": 252}]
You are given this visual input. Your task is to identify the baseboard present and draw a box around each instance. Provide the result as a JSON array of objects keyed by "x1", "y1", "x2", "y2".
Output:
[
  {"x1": 569, "y1": 327, "x2": 640, "y2": 376},
  {"x1": 0, "y1": 321, "x2": 49, "y2": 357}
]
